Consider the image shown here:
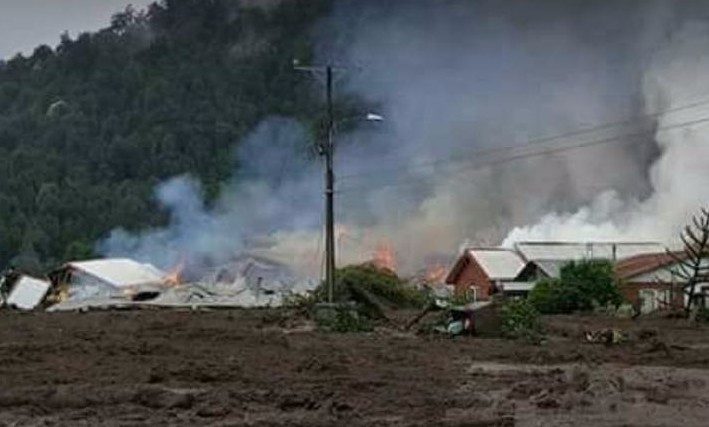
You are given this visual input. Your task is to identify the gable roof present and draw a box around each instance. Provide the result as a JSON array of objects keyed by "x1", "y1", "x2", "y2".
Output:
[
  {"x1": 515, "y1": 259, "x2": 568, "y2": 280},
  {"x1": 468, "y1": 248, "x2": 525, "y2": 280},
  {"x1": 614, "y1": 252, "x2": 687, "y2": 280},
  {"x1": 65, "y1": 259, "x2": 166, "y2": 288}
]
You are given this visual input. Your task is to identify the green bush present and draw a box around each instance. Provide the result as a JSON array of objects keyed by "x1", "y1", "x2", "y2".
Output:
[
  {"x1": 449, "y1": 289, "x2": 477, "y2": 306},
  {"x1": 315, "y1": 265, "x2": 427, "y2": 309},
  {"x1": 314, "y1": 306, "x2": 373, "y2": 333},
  {"x1": 500, "y1": 299, "x2": 543, "y2": 343},
  {"x1": 528, "y1": 260, "x2": 623, "y2": 314},
  {"x1": 306, "y1": 265, "x2": 427, "y2": 332}
]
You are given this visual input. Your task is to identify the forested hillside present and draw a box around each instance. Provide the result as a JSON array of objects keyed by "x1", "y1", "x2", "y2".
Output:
[{"x1": 0, "y1": 0, "x2": 330, "y2": 271}]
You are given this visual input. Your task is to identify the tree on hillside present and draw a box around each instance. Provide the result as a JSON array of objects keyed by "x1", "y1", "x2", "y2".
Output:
[
  {"x1": 667, "y1": 207, "x2": 709, "y2": 316},
  {"x1": 0, "y1": 0, "x2": 334, "y2": 272}
]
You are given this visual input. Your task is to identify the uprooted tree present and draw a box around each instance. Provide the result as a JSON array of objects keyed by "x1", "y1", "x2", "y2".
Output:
[{"x1": 667, "y1": 207, "x2": 709, "y2": 316}]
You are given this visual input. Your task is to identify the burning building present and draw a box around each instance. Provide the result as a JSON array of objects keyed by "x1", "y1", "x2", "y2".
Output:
[{"x1": 47, "y1": 258, "x2": 167, "y2": 309}]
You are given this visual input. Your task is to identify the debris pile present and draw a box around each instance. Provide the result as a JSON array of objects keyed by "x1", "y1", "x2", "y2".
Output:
[{"x1": 1, "y1": 255, "x2": 316, "y2": 312}]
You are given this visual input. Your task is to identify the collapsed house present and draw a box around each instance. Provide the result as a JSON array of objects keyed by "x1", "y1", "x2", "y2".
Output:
[
  {"x1": 43, "y1": 255, "x2": 315, "y2": 311},
  {"x1": 47, "y1": 258, "x2": 167, "y2": 311},
  {"x1": 147, "y1": 255, "x2": 315, "y2": 308},
  {"x1": 2, "y1": 274, "x2": 51, "y2": 310}
]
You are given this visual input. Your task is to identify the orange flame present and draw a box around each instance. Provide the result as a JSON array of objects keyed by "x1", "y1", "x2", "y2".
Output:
[
  {"x1": 163, "y1": 256, "x2": 186, "y2": 287},
  {"x1": 425, "y1": 263, "x2": 447, "y2": 284},
  {"x1": 373, "y1": 241, "x2": 397, "y2": 272}
]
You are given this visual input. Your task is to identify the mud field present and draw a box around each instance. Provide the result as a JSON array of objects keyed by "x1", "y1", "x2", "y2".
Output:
[{"x1": 1, "y1": 310, "x2": 709, "y2": 426}]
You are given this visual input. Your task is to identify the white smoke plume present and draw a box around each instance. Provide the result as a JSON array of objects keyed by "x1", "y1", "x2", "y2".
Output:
[{"x1": 504, "y1": 21, "x2": 709, "y2": 246}]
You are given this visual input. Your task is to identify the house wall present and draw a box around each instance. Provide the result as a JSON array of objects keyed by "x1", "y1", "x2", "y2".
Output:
[
  {"x1": 621, "y1": 281, "x2": 683, "y2": 311},
  {"x1": 449, "y1": 258, "x2": 494, "y2": 301}
]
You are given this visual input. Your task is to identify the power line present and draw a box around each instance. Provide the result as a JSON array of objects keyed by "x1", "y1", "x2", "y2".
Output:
[
  {"x1": 338, "y1": 95, "x2": 709, "y2": 183},
  {"x1": 337, "y1": 111, "x2": 709, "y2": 196}
]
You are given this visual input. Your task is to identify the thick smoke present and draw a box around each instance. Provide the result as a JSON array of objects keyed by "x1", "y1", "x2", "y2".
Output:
[
  {"x1": 315, "y1": 0, "x2": 709, "y2": 270},
  {"x1": 98, "y1": 117, "x2": 323, "y2": 277},
  {"x1": 100, "y1": 1, "x2": 709, "y2": 277},
  {"x1": 505, "y1": 20, "x2": 709, "y2": 246}
]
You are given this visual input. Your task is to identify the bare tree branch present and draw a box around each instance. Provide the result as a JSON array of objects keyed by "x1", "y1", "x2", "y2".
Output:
[{"x1": 666, "y1": 207, "x2": 709, "y2": 315}]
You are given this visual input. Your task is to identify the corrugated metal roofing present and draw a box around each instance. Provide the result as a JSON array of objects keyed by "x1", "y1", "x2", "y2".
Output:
[
  {"x1": 7, "y1": 276, "x2": 50, "y2": 310},
  {"x1": 515, "y1": 242, "x2": 665, "y2": 262},
  {"x1": 68, "y1": 259, "x2": 166, "y2": 288},
  {"x1": 534, "y1": 260, "x2": 567, "y2": 278},
  {"x1": 468, "y1": 248, "x2": 525, "y2": 280}
]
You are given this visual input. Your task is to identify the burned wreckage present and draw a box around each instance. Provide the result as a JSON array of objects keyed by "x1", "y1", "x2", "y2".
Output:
[{"x1": 0, "y1": 255, "x2": 314, "y2": 312}]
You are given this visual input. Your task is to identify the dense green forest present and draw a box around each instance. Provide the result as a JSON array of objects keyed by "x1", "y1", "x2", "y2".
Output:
[{"x1": 0, "y1": 0, "x2": 332, "y2": 272}]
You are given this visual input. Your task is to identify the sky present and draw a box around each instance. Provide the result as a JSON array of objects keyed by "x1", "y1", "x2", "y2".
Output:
[{"x1": 0, "y1": 0, "x2": 154, "y2": 59}]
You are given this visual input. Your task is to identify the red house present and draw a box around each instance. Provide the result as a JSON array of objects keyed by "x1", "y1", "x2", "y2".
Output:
[{"x1": 445, "y1": 248, "x2": 525, "y2": 301}]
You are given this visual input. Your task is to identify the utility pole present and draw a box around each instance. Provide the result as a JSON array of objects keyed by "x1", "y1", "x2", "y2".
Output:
[
  {"x1": 324, "y1": 65, "x2": 336, "y2": 305},
  {"x1": 295, "y1": 63, "x2": 339, "y2": 304}
]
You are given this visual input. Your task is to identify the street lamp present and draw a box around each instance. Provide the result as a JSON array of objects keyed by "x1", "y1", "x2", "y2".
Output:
[{"x1": 295, "y1": 61, "x2": 383, "y2": 305}]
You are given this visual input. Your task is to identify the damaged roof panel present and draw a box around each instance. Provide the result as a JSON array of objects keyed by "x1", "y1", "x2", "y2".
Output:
[
  {"x1": 66, "y1": 259, "x2": 166, "y2": 288},
  {"x1": 7, "y1": 276, "x2": 51, "y2": 310}
]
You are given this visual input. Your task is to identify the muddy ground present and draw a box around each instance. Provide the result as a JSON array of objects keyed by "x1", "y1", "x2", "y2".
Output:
[{"x1": 1, "y1": 309, "x2": 709, "y2": 426}]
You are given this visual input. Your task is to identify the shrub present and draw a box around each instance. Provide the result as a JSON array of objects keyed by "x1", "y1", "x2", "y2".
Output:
[
  {"x1": 500, "y1": 299, "x2": 543, "y2": 343},
  {"x1": 306, "y1": 265, "x2": 428, "y2": 332},
  {"x1": 528, "y1": 278, "x2": 560, "y2": 314},
  {"x1": 313, "y1": 306, "x2": 373, "y2": 333},
  {"x1": 528, "y1": 260, "x2": 623, "y2": 314},
  {"x1": 449, "y1": 289, "x2": 477, "y2": 306},
  {"x1": 561, "y1": 260, "x2": 623, "y2": 310},
  {"x1": 315, "y1": 265, "x2": 427, "y2": 309}
]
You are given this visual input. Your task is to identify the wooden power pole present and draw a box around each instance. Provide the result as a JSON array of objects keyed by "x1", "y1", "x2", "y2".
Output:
[{"x1": 295, "y1": 63, "x2": 339, "y2": 304}]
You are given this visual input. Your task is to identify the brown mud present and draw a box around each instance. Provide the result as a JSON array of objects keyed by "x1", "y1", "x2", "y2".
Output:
[{"x1": 0, "y1": 310, "x2": 708, "y2": 426}]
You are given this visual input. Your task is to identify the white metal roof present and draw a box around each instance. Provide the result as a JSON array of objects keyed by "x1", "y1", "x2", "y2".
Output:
[
  {"x1": 515, "y1": 242, "x2": 664, "y2": 262},
  {"x1": 7, "y1": 276, "x2": 50, "y2": 310},
  {"x1": 533, "y1": 260, "x2": 567, "y2": 278},
  {"x1": 468, "y1": 248, "x2": 525, "y2": 280},
  {"x1": 68, "y1": 259, "x2": 166, "y2": 288},
  {"x1": 500, "y1": 282, "x2": 537, "y2": 292}
]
